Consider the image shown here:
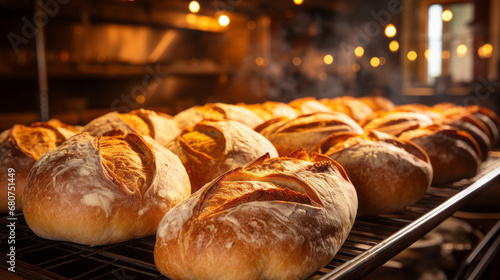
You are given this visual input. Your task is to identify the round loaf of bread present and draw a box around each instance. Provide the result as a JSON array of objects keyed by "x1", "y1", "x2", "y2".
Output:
[
  {"x1": 260, "y1": 112, "x2": 364, "y2": 156},
  {"x1": 237, "y1": 101, "x2": 298, "y2": 121},
  {"x1": 313, "y1": 130, "x2": 432, "y2": 216},
  {"x1": 22, "y1": 130, "x2": 190, "y2": 245},
  {"x1": 174, "y1": 103, "x2": 263, "y2": 130},
  {"x1": 398, "y1": 125, "x2": 481, "y2": 185},
  {"x1": 288, "y1": 97, "x2": 333, "y2": 114},
  {"x1": 1, "y1": 122, "x2": 72, "y2": 213},
  {"x1": 320, "y1": 96, "x2": 374, "y2": 122},
  {"x1": 360, "y1": 111, "x2": 434, "y2": 135},
  {"x1": 83, "y1": 109, "x2": 180, "y2": 146},
  {"x1": 165, "y1": 120, "x2": 278, "y2": 193},
  {"x1": 358, "y1": 96, "x2": 395, "y2": 112},
  {"x1": 154, "y1": 150, "x2": 357, "y2": 280}
]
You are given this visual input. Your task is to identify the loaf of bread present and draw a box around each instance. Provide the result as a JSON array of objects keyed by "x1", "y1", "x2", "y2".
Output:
[
  {"x1": 358, "y1": 96, "x2": 395, "y2": 112},
  {"x1": 434, "y1": 107, "x2": 491, "y2": 161},
  {"x1": 320, "y1": 96, "x2": 374, "y2": 122},
  {"x1": 174, "y1": 103, "x2": 263, "y2": 130},
  {"x1": 468, "y1": 105, "x2": 500, "y2": 147},
  {"x1": 260, "y1": 112, "x2": 364, "y2": 156},
  {"x1": 360, "y1": 111, "x2": 434, "y2": 135},
  {"x1": 1, "y1": 122, "x2": 74, "y2": 212},
  {"x1": 47, "y1": 118, "x2": 83, "y2": 136},
  {"x1": 154, "y1": 150, "x2": 357, "y2": 280},
  {"x1": 237, "y1": 101, "x2": 298, "y2": 121},
  {"x1": 313, "y1": 130, "x2": 432, "y2": 216},
  {"x1": 165, "y1": 120, "x2": 278, "y2": 193},
  {"x1": 288, "y1": 97, "x2": 333, "y2": 114},
  {"x1": 83, "y1": 109, "x2": 180, "y2": 146},
  {"x1": 22, "y1": 130, "x2": 191, "y2": 245},
  {"x1": 398, "y1": 125, "x2": 481, "y2": 185}
]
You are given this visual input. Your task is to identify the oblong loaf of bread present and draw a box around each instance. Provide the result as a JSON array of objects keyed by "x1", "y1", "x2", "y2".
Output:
[
  {"x1": 314, "y1": 130, "x2": 432, "y2": 216},
  {"x1": 398, "y1": 124, "x2": 481, "y2": 185},
  {"x1": 22, "y1": 130, "x2": 191, "y2": 245},
  {"x1": 154, "y1": 150, "x2": 357, "y2": 280},
  {"x1": 260, "y1": 112, "x2": 364, "y2": 156}
]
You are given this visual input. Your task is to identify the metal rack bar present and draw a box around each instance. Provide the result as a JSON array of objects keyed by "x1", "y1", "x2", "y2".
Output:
[
  {"x1": 453, "y1": 219, "x2": 500, "y2": 280},
  {"x1": 319, "y1": 165, "x2": 500, "y2": 280}
]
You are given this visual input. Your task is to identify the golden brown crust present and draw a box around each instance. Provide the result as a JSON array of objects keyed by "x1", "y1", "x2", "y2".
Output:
[
  {"x1": 166, "y1": 120, "x2": 279, "y2": 193},
  {"x1": 22, "y1": 131, "x2": 190, "y2": 245},
  {"x1": 47, "y1": 118, "x2": 83, "y2": 137},
  {"x1": 360, "y1": 111, "x2": 434, "y2": 135},
  {"x1": 238, "y1": 101, "x2": 298, "y2": 121},
  {"x1": 398, "y1": 125, "x2": 481, "y2": 185},
  {"x1": 320, "y1": 96, "x2": 374, "y2": 122},
  {"x1": 318, "y1": 130, "x2": 432, "y2": 216},
  {"x1": 260, "y1": 112, "x2": 364, "y2": 156},
  {"x1": 434, "y1": 109, "x2": 491, "y2": 161},
  {"x1": 288, "y1": 97, "x2": 333, "y2": 114},
  {"x1": 467, "y1": 105, "x2": 500, "y2": 147},
  {"x1": 1, "y1": 122, "x2": 73, "y2": 212},
  {"x1": 174, "y1": 103, "x2": 264, "y2": 130},
  {"x1": 358, "y1": 96, "x2": 395, "y2": 112},
  {"x1": 154, "y1": 152, "x2": 357, "y2": 280},
  {"x1": 83, "y1": 109, "x2": 180, "y2": 146}
]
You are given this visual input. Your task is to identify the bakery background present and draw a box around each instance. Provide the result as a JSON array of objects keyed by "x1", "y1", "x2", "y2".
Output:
[
  {"x1": 2, "y1": 1, "x2": 500, "y2": 280},
  {"x1": 0, "y1": 0, "x2": 499, "y2": 130}
]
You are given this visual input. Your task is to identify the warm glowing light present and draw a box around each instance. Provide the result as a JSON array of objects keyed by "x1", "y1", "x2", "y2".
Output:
[
  {"x1": 370, "y1": 57, "x2": 380, "y2": 67},
  {"x1": 255, "y1": 57, "x2": 265, "y2": 66},
  {"x1": 292, "y1": 57, "x2": 301, "y2": 66},
  {"x1": 354, "y1": 46, "x2": 364, "y2": 58},
  {"x1": 385, "y1": 24, "x2": 396, "y2": 38},
  {"x1": 319, "y1": 72, "x2": 327, "y2": 81},
  {"x1": 136, "y1": 95, "x2": 146, "y2": 104},
  {"x1": 407, "y1": 51, "x2": 417, "y2": 61},
  {"x1": 324, "y1": 54, "x2": 333, "y2": 65},
  {"x1": 424, "y1": 49, "x2": 430, "y2": 60},
  {"x1": 456, "y1": 44, "x2": 467, "y2": 57},
  {"x1": 218, "y1": 15, "x2": 230, "y2": 26},
  {"x1": 247, "y1": 21, "x2": 256, "y2": 30},
  {"x1": 389, "y1": 40, "x2": 399, "y2": 52},
  {"x1": 189, "y1": 1, "x2": 200, "y2": 13},
  {"x1": 294, "y1": 0, "x2": 303, "y2": 5},
  {"x1": 186, "y1": 14, "x2": 196, "y2": 24},
  {"x1": 478, "y1": 43, "x2": 494, "y2": 58},
  {"x1": 442, "y1": 10, "x2": 453, "y2": 22},
  {"x1": 442, "y1": 50, "x2": 450, "y2": 59},
  {"x1": 379, "y1": 57, "x2": 386, "y2": 65},
  {"x1": 352, "y1": 63, "x2": 360, "y2": 72}
]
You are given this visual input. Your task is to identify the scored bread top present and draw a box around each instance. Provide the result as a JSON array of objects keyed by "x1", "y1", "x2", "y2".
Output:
[
  {"x1": 174, "y1": 103, "x2": 263, "y2": 130},
  {"x1": 11, "y1": 123, "x2": 67, "y2": 160},
  {"x1": 116, "y1": 113, "x2": 152, "y2": 137},
  {"x1": 180, "y1": 124, "x2": 226, "y2": 160},
  {"x1": 166, "y1": 120, "x2": 279, "y2": 193},
  {"x1": 83, "y1": 109, "x2": 179, "y2": 146},
  {"x1": 154, "y1": 149, "x2": 357, "y2": 280},
  {"x1": 99, "y1": 131, "x2": 155, "y2": 196},
  {"x1": 360, "y1": 111, "x2": 434, "y2": 135}
]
